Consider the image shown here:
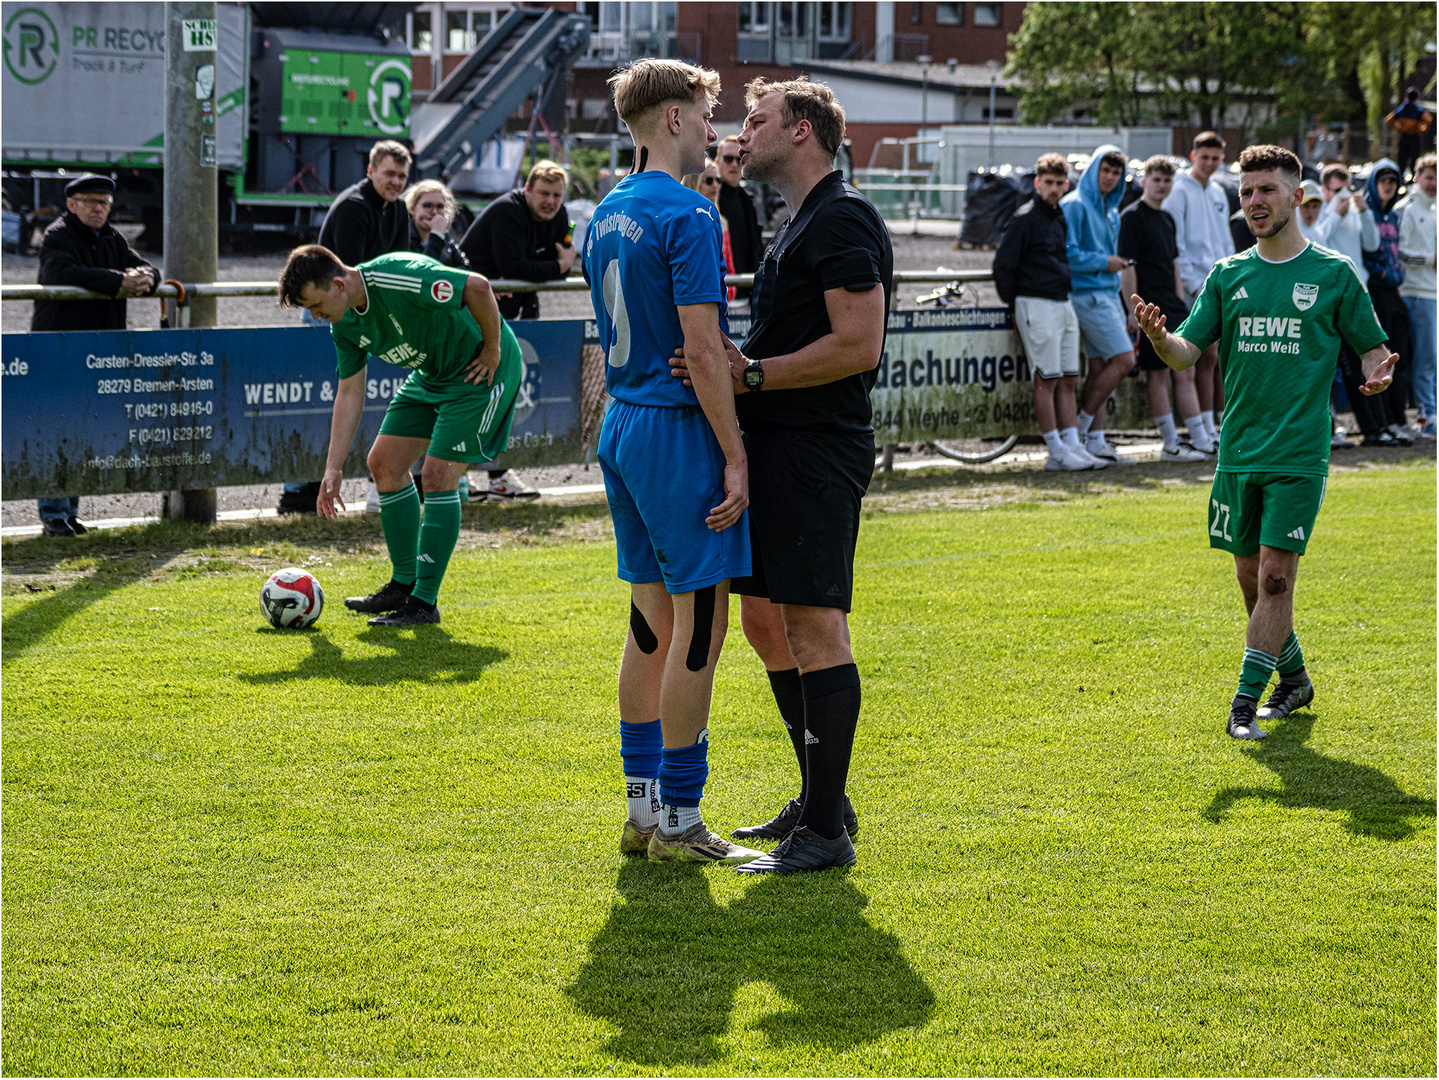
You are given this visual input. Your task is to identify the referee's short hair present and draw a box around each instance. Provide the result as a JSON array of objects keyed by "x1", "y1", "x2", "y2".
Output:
[
  {"x1": 278, "y1": 244, "x2": 344, "y2": 308},
  {"x1": 744, "y1": 76, "x2": 846, "y2": 159},
  {"x1": 608, "y1": 58, "x2": 720, "y2": 128},
  {"x1": 1237, "y1": 144, "x2": 1302, "y2": 188}
]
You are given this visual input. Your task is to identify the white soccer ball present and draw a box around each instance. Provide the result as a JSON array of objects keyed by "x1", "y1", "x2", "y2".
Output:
[{"x1": 260, "y1": 568, "x2": 324, "y2": 629}]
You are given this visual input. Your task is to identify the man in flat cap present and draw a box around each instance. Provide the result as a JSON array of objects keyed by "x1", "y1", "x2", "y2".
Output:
[{"x1": 31, "y1": 174, "x2": 159, "y2": 536}]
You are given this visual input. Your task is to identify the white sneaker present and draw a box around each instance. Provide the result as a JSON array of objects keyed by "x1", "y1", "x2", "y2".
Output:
[
  {"x1": 1159, "y1": 442, "x2": 1208, "y2": 462},
  {"x1": 1072, "y1": 443, "x2": 1109, "y2": 469},
  {"x1": 487, "y1": 469, "x2": 541, "y2": 500},
  {"x1": 1044, "y1": 446, "x2": 1095, "y2": 471},
  {"x1": 1331, "y1": 429, "x2": 1352, "y2": 448},
  {"x1": 1086, "y1": 438, "x2": 1123, "y2": 463}
]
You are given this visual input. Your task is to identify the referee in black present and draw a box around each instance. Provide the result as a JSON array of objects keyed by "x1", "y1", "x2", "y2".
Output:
[{"x1": 675, "y1": 76, "x2": 892, "y2": 873}]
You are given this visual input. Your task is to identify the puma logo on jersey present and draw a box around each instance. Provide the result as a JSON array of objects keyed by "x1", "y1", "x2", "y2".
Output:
[
  {"x1": 1231, "y1": 287, "x2": 1249, "y2": 300},
  {"x1": 1288, "y1": 526, "x2": 1306, "y2": 540},
  {"x1": 695, "y1": 206, "x2": 715, "y2": 220}
]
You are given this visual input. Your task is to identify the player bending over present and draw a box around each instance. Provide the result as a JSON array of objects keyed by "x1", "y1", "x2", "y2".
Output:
[
  {"x1": 1133, "y1": 145, "x2": 1396, "y2": 739},
  {"x1": 278, "y1": 245, "x2": 523, "y2": 627},
  {"x1": 583, "y1": 58, "x2": 760, "y2": 864}
]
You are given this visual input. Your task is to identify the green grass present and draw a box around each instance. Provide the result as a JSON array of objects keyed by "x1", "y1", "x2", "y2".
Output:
[{"x1": 3, "y1": 464, "x2": 1434, "y2": 1075}]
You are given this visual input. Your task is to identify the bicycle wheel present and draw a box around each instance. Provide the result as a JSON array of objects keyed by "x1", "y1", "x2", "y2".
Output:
[{"x1": 927, "y1": 435, "x2": 1020, "y2": 464}]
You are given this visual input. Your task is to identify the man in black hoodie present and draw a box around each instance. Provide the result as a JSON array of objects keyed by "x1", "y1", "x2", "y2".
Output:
[
  {"x1": 459, "y1": 159, "x2": 574, "y2": 322},
  {"x1": 992, "y1": 153, "x2": 1095, "y2": 471}
]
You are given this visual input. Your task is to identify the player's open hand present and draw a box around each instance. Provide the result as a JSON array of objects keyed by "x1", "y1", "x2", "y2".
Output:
[
  {"x1": 317, "y1": 471, "x2": 346, "y2": 519},
  {"x1": 707, "y1": 458, "x2": 748, "y2": 532},
  {"x1": 1131, "y1": 295, "x2": 1168, "y2": 341},
  {"x1": 463, "y1": 342, "x2": 501, "y2": 386},
  {"x1": 1359, "y1": 350, "x2": 1399, "y2": 395}
]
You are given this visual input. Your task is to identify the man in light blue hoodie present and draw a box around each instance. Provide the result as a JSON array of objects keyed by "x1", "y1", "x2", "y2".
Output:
[{"x1": 1062, "y1": 145, "x2": 1137, "y2": 464}]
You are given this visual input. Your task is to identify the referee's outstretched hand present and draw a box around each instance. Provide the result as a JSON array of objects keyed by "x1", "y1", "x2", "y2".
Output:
[{"x1": 1358, "y1": 350, "x2": 1399, "y2": 395}]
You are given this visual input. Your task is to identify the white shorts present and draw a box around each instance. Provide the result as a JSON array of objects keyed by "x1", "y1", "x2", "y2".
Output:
[{"x1": 1014, "y1": 296, "x2": 1080, "y2": 379}]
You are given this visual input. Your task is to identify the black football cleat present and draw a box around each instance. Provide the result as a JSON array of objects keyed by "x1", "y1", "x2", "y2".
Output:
[
  {"x1": 731, "y1": 796, "x2": 858, "y2": 841},
  {"x1": 1226, "y1": 697, "x2": 1267, "y2": 740},
  {"x1": 735, "y1": 826, "x2": 857, "y2": 875},
  {"x1": 345, "y1": 579, "x2": 413, "y2": 614},
  {"x1": 1257, "y1": 672, "x2": 1314, "y2": 721},
  {"x1": 368, "y1": 597, "x2": 440, "y2": 627}
]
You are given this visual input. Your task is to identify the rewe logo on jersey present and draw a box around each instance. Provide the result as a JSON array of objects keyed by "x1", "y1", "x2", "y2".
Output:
[{"x1": 1293, "y1": 283, "x2": 1318, "y2": 311}]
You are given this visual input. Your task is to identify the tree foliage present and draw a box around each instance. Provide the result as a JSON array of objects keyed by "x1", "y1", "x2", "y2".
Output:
[{"x1": 1006, "y1": 1, "x2": 1434, "y2": 145}]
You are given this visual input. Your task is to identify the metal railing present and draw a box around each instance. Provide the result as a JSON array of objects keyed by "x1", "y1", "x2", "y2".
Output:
[{"x1": 1, "y1": 268, "x2": 995, "y2": 307}]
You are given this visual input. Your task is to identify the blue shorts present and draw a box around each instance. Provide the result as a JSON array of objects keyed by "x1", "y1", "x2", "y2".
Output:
[
  {"x1": 598, "y1": 399, "x2": 751, "y2": 593},
  {"x1": 1071, "y1": 290, "x2": 1136, "y2": 361}
]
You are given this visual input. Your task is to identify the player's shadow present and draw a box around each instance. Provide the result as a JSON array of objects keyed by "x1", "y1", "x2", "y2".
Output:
[
  {"x1": 1203, "y1": 713, "x2": 1436, "y2": 840},
  {"x1": 567, "y1": 859, "x2": 934, "y2": 1066},
  {"x1": 240, "y1": 626, "x2": 506, "y2": 687},
  {"x1": 1, "y1": 575, "x2": 130, "y2": 664}
]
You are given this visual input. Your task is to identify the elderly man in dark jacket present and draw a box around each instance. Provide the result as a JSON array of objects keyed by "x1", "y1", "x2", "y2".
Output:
[{"x1": 31, "y1": 174, "x2": 158, "y2": 535}]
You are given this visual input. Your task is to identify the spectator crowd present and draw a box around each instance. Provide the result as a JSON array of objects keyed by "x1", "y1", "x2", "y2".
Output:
[
  {"x1": 993, "y1": 125, "x2": 1437, "y2": 472},
  {"x1": 24, "y1": 120, "x2": 1435, "y2": 534}
]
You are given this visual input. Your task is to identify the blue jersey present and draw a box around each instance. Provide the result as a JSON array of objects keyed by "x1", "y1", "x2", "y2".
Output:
[{"x1": 582, "y1": 171, "x2": 728, "y2": 408}]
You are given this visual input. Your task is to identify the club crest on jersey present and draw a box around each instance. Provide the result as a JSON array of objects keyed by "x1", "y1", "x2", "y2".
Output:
[
  {"x1": 431, "y1": 279, "x2": 454, "y2": 303},
  {"x1": 1292, "y1": 283, "x2": 1318, "y2": 311}
]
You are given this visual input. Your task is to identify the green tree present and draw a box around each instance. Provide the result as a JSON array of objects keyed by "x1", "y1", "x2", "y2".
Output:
[
  {"x1": 1004, "y1": 2, "x2": 1144, "y2": 127},
  {"x1": 1303, "y1": 2, "x2": 1434, "y2": 145}
]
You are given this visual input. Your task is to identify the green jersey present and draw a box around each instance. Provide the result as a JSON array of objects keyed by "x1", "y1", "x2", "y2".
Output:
[
  {"x1": 330, "y1": 252, "x2": 521, "y2": 385},
  {"x1": 1176, "y1": 242, "x2": 1387, "y2": 476}
]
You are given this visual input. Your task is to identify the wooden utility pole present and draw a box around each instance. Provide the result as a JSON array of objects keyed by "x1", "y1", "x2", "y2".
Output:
[{"x1": 163, "y1": 1, "x2": 219, "y2": 523}]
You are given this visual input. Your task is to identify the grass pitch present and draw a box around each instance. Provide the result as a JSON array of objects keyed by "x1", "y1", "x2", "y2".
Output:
[{"x1": 3, "y1": 462, "x2": 1434, "y2": 1076}]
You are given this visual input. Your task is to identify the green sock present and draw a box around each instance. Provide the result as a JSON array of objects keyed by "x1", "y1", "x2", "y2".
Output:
[
  {"x1": 378, "y1": 481, "x2": 421, "y2": 586},
  {"x1": 1236, "y1": 647, "x2": 1278, "y2": 702},
  {"x1": 1276, "y1": 632, "x2": 1305, "y2": 677},
  {"x1": 411, "y1": 488, "x2": 461, "y2": 605}
]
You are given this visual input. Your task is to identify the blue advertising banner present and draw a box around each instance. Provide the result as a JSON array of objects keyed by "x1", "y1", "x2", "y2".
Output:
[
  {"x1": 1, "y1": 321, "x2": 585, "y2": 498},
  {"x1": 3, "y1": 311, "x2": 1146, "y2": 497}
]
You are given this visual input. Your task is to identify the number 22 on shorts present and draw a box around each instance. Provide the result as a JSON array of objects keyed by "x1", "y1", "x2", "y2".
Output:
[{"x1": 1210, "y1": 499, "x2": 1233, "y2": 541}]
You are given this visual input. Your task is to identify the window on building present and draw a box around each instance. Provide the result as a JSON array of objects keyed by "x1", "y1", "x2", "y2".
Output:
[
  {"x1": 446, "y1": 10, "x2": 474, "y2": 51},
  {"x1": 409, "y1": 10, "x2": 432, "y2": 52},
  {"x1": 973, "y1": 3, "x2": 1001, "y2": 27},
  {"x1": 473, "y1": 11, "x2": 493, "y2": 38},
  {"x1": 936, "y1": 2, "x2": 962, "y2": 25},
  {"x1": 776, "y1": 1, "x2": 809, "y2": 37},
  {"x1": 911, "y1": 2, "x2": 924, "y2": 23},
  {"x1": 817, "y1": 1, "x2": 851, "y2": 39},
  {"x1": 738, "y1": 2, "x2": 771, "y2": 33}
]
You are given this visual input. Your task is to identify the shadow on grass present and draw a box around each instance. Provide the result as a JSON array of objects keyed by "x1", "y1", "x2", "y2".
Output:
[
  {"x1": 567, "y1": 860, "x2": 934, "y2": 1066},
  {"x1": 1, "y1": 576, "x2": 132, "y2": 664},
  {"x1": 1204, "y1": 713, "x2": 1436, "y2": 840},
  {"x1": 239, "y1": 625, "x2": 507, "y2": 686}
]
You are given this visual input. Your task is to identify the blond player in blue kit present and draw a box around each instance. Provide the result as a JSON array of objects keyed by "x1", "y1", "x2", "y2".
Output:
[{"x1": 1134, "y1": 145, "x2": 1398, "y2": 740}]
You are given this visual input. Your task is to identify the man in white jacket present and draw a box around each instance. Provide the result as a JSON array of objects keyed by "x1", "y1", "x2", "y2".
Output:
[
  {"x1": 1161, "y1": 131, "x2": 1233, "y2": 453},
  {"x1": 1398, "y1": 153, "x2": 1436, "y2": 436}
]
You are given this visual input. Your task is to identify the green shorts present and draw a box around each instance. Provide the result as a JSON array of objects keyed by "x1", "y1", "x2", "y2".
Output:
[
  {"x1": 1207, "y1": 471, "x2": 1328, "y2": 557},
  {"x1": 378, "y1": 370, "x2": 520, "y2": 464}
]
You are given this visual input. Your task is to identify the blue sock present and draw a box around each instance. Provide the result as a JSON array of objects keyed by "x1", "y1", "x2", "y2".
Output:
[
  {"x1": 619, "y1": 718, "x2": 662, "y2": 779},
  {"x1": 658, "y1": 736, "x2": 709, "y2": 809}
]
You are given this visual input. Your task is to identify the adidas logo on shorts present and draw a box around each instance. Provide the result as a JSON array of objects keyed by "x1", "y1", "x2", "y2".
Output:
[{"x1": 1287, "y1": 526, "x2": 1306, "y2": 540}]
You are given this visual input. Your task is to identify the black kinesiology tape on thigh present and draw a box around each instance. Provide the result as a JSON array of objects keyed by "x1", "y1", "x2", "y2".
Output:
[
  {"x1": 630, "y1": 602, "x2": 659, "y2": 654},
  {"x1": 685, "y1": 584, "x2": 717, "y2": 672}
]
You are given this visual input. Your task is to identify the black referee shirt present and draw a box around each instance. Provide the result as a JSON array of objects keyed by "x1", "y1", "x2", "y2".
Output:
[{"x1": 739, "y1": 171, "x2": 893, "y2": 434}]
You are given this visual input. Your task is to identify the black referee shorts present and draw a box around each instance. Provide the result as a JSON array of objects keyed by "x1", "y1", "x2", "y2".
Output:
[{"x1": 730, "y1": 427, "x2": 874, "y2": 612}]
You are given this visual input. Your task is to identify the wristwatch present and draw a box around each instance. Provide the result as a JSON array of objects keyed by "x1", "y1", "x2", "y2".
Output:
[{"x1": 742, "y1": 358, "x2": 764, "y2": 392}]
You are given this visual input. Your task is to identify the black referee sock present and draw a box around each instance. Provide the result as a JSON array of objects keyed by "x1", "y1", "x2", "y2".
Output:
[
  {"x1": 795, "y1": 663, "x2": 861, "y2": 841},
  {"x1": 766, "y1": 667, "x2": 808, "y2": 805}
]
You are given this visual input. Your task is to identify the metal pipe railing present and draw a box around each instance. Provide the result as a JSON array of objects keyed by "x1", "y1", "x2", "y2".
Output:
[{"x1": 0, "y1": 268, "x2": 994, "y2": 303}]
